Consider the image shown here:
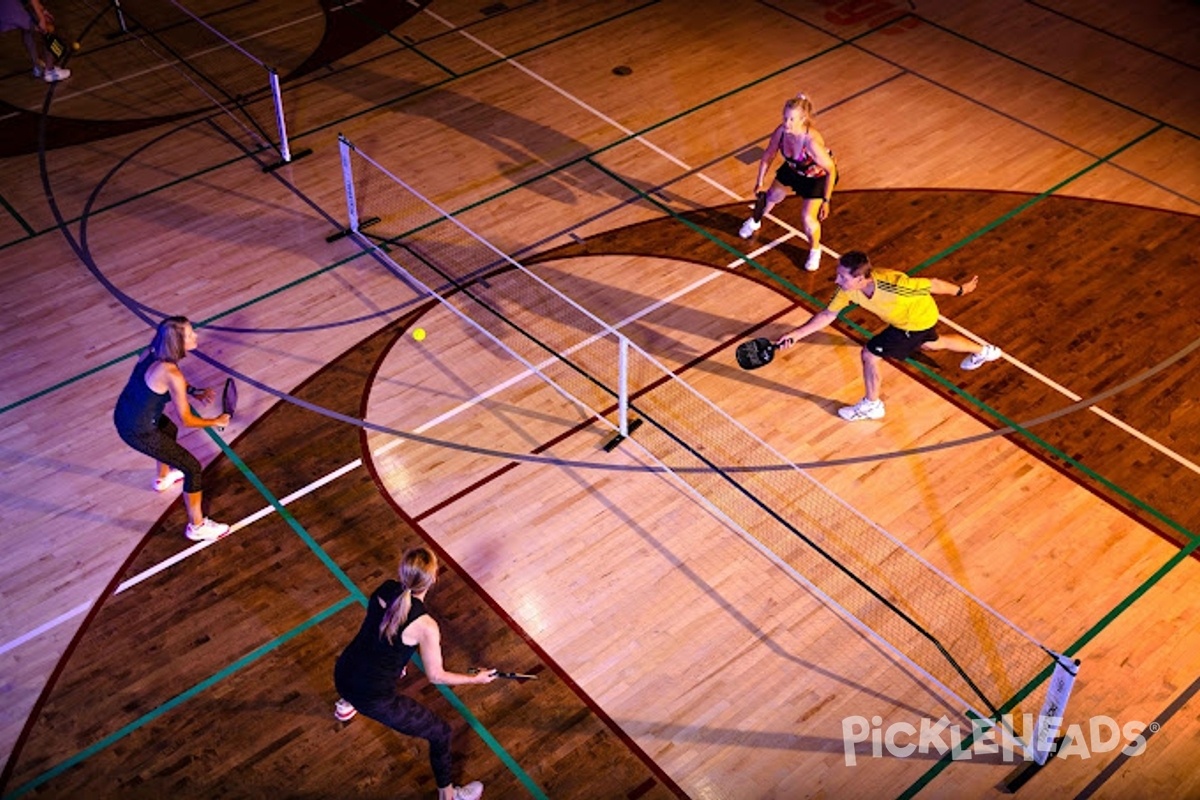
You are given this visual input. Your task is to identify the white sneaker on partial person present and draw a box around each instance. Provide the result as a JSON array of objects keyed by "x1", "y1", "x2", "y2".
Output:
[
  {"x1": 334, "y1": 698, "x2": 357, "y2": 722},
  {"x1": 154, "y1": 469, "x2": 185, "y2": 492},
  {"x1": 453, "y1": 782, "x2": 483, "y2": 800},
  {"x1": 43, "y1": 66, "x2": 71, "y2": 83},
  {"x1": 838, "y1": 398, "x2": 885, "y2": 421},
  {"x1": 738, "y1": 217, "x2": 761, "y2": 239},
  {"x1": 185, "y1": 518, "x2": 230, "y2": 541},
  {"x1": 804, "y1": 248, "x2": 821, "y2": 272},
  {"x1": 961, "y1": 344, "x2": 1002, "y2": 371},
  {"x1": 32, "y1": 63, "x2": 45, "y2": 78}
]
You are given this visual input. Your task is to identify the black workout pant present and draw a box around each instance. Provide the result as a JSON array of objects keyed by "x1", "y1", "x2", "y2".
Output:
[
  {"x1": 354, "y1": 693, "x2": 454, "y2": 787},
  {"x1": 117, "y1": 416, "x2": 204, "y2": 493}
]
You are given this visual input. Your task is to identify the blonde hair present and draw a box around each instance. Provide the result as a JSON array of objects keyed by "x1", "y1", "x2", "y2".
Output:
[
  {"x1": 148, "y1": 316, "x2": 190, "y2": 362},
  {"x1": 783, "y1": 93, "x2": 815, "y2": 127},
  {"x1": 379, "y1": 547, "x2": 439, "y2": 644}
]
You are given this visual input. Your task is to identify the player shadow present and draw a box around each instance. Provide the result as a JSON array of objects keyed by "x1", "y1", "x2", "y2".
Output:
[{"x1": 706, "y1": 331, "x2": 858, "y2": 413}]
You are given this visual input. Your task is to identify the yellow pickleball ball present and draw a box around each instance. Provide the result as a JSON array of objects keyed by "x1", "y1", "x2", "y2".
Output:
[{"x1": 412, "y1": 328, "x2": 426, "y2": 341}]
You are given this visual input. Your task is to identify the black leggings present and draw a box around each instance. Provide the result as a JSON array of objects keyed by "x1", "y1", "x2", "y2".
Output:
[
  {"x1": 355, "y1": 693, "x2": 453, "y2": 787},
  {"x1": 117, "y1": 416, "x2": 204, "y2": 493}
]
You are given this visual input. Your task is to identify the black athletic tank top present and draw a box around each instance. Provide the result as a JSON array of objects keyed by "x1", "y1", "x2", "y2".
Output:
[
  {"x1": 113, "y1": 355, "x2": 170, "y2": 436},
  {"x1": 335, "y1": 581, "x2": 427, "y2": 701}
]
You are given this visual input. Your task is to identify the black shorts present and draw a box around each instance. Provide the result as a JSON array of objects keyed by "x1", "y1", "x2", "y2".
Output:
[
  {"x1": 775, "y1": 163, "x2": 829, "y2": 199},
  {"x1": 866, "y1": 325, "x2": 938, "y2": 361}
]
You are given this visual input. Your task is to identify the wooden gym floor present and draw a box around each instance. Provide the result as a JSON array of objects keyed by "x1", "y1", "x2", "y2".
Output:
[{"x1": 1, "y1": 0, "x2": 1198, "y2": 797}]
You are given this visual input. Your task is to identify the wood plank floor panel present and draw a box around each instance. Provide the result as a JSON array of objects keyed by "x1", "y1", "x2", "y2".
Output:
[
  {"x1": 5, "y1": 1, "x2": 1200, "y2": 795},
  {"x1": 856, "y1": 20, "x2": 1156, "y2": 158},
  {"x1": 917, "y1": 0, "x2": 1200, "y2": 134}
]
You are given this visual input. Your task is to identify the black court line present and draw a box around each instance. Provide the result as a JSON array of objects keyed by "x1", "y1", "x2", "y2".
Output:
[{"x1": 1025, "y1": 0, "x2": 1200, "y2": 72}]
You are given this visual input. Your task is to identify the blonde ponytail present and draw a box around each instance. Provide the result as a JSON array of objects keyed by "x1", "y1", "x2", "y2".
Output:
[{"x1": 378, "y1": 547, "x2": 439, "y2": 644}]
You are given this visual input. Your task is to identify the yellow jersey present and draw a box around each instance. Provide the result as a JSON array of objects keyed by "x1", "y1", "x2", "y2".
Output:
[{"x1": 827, "y1": 268, "x2": 939, "y2": 331}]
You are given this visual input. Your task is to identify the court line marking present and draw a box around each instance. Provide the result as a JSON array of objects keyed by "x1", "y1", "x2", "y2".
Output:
[
  {"x1": 429, "y1": 9, "x2": 1200, "y2": 481},
  {"x1": 8, "y1": 0, "x2": 1198, "y2": 659},
  {"x1": 940, "y1": 317, "x2": 1200, "y2": 475},
  {"x1": 5, "y1": 430, "x2": 546, "y2": 799},
  {"x1": 0, "y1": 227, "x2": 799, "y2": 658}
]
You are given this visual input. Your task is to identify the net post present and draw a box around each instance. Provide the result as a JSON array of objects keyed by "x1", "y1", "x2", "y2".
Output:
[
  {"x1": 261, "y1": 67, "x2": 312, "y2": 172},
  {"x1": 602, "y1": 334, "x2": 641, "y2": 452},
  {"x1": 327, "y1": 135, "x2": 377, "y2": 242}
]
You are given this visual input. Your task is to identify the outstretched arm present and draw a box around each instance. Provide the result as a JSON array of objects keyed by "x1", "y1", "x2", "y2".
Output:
[
  {"x1": 776, "y1": 308, "x2": 838, "y2": 349},
  {"x1": 929, "y1": 275, "x2": 979, "y2": 296},
  {"x1": 414, "y1": 617, "x2": 497, "y2": 686}
]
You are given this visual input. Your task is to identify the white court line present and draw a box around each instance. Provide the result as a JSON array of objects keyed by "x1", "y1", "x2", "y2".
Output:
[
  {"x1": 9, "y1": 9, "x2": 1194, "y2": 657},
  {"x1": 429, "y1": 5, "x2": 1199, "y2": 479},
  {"x1": 0, "y1": 459, "x2": 362, "y2": 657},
  {"x1": 0, "y1": 224, "x2": 800, "y2": 658},
  {"x1": 0, "y1": 8, "x2": 330, "y2": 121},
  {"x1": 940, "y1": 317, "x2": 1200, "y2": 476}
]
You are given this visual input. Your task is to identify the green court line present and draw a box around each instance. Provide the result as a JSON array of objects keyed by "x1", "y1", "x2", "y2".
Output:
[
  {"x1": 586, "y1": 123, "x2": 1197, "y2": 545},
  {"x1": 897, "y1": 535, "x2": 1200, "y2": 799},
  {"x1": 905, "y1": 123, "x2": 1166, "y2": 276},
  {"x1": 3, "y1": 594, "x2": 359, "y2": 799},
  {"x1": 0, "y1": 247, "x2": 375, "y2": 417},
  {"x1": 203, "y1": 430, "x2": 547, "y2": 797}
]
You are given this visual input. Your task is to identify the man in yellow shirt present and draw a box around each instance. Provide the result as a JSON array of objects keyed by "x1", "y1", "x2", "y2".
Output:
[{"x1": 776, "y1": 251, "x2": 1001, "y2": 421}]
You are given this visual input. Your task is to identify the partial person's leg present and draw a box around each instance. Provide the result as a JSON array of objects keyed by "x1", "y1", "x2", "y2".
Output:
[
  {"x1": 921, "y1": 334, "x2": 1002, "y2": 370},
  {"x1": 739, "y1": 183, "x2": 787, "y2": 238},
  {"x1": 799, "y1": 197, "x2": 823, "y2": 271},
  {"x1": 365, "y1": 694, "x2": 459, "y2": 792},
  {"x1": 861, "y1": 347, "x2": 883, "y2": 401}
]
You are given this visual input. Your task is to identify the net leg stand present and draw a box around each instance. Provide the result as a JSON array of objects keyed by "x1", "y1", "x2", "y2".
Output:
[
  {"x1": 105, "y1": 0, "x2": 138, "y2": 38},
  {"x1": 327, "y1": 133, "x2": 381, "y2": 242},
  {"x1": 603, "y1": 334, "x2": 642, "y2": 452},
  {"x1": 1000, "y1": 733, "x2": 1069, "y2": 794},
  {"x1": 262, "y1": 68, "x2": 313, "y2": 172}
]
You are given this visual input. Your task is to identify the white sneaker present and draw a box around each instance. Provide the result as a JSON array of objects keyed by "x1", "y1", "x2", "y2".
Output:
[
  {"x1": 154, "y1": 469, "x2": 185, "y2": 492},
  {"x1": 32, "y1": 64, "x2": 45, "y2": 78},
  {"x1": 185, "y1": 518, "x2": 230, "y2": 541},
  {"x1": 453, "y1": 782, "x2": 483, "y2": 800},
  {"x1": 804, "y1": 249, "x2": 821, "y2": 272},
  {"x1": 738, "y1": 218, "x2": 761, "y2": 239},
  {"x1": 334, "y1": 698, "x2": 357, "y2": 722},
  {"x1": 961, "y1": 344, "x2": 1002, "y2": 371},
  {"x1": 43, "y1": 66, "x2": 71, "y2": 83},
  {"x1": 838, "y1": 398, "x2": 885, "y2": 421}
]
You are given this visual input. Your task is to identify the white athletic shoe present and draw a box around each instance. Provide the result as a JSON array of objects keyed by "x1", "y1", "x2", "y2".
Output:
[
  {"x1": 738, "y1": 218, "x2": 761, "y2": 239},
  {"x1": 42, "y1": 66, "x2": 71, "y2": 83},
  {"x1": 185, "y1": 518, "x2": 230, "y2": 541},
  {"x1": 334, "y1": 698, "x2": 357, "y2": 722},
  {"x1": 453, "y1": 782, "x2": 483, "y2": 800},
  {"x1": 153, "y1": 469, "x2": 185, "y2": 492},
  {"x1": 838, "y1": 398, "x2": 885, "y2": 421},
  {"x1": 804, "y1": 249, "x2": 821, "y2": 272},
  {"x1": 961, "y1": 344, "x2": 1002, "y2": 371}
]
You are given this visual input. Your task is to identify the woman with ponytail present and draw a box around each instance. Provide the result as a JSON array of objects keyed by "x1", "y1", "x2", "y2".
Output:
[
  {"x1": 113, "y1": 316, "x2": 230, "y2": 541},
  {"x1": 738, "y1": 92, "x2": 838, "y2": 272},
  {"x1": 334, "y1": 547, "x2": 496, "y2": 800}
]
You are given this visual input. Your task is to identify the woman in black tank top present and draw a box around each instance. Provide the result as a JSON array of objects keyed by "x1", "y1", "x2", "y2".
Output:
[
  {"x1": 739, "y1": 93, "x2": 838, "y2": 273},
  {"x1": 113, "y1": 316, "x2": 231, "y2": 541},
  {"x1": 333, "y1": 547, "x2": 497, "y2": 800}
]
